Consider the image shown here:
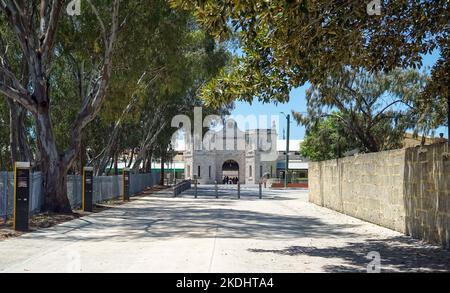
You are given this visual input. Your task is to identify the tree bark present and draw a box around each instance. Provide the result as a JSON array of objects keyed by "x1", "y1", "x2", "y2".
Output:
[
  {"x1": 107, "y1": 157, "x2": 113, "y2": 175},
  {"x1": 127, "y1": 148, "x2": 135, "y2": 168},
  {"x1": 0, "y1": 0, "x2": 121, "y2": 213},
  {"x1": 132, "y1": 119, "x2": 167, "y2": 171},
  {"x1": 145, "y1": 150, "x2": 152, "y2": 173},
  {"x1": 8, "y1": 100, "x2": 19, "y2": 164},
  {"x1": 7, "y1": 100, "x2": 32, "y2": 164},
  {"x1": 159, "y1": 154, "x2": 165, "y2": 186},
  {"x1": 114, "y1": 151, "x2": 119, "y2": 175},
  {"x1": 36, "y1": 107, "x2": 72, "y2": 213}
]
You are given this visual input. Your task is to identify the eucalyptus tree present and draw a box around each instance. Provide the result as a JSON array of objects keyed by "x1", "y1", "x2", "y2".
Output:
[
  {"x1": 0, "y1": 20, "x2": 33, "y2": 167},
  {"x1": 299, "y1": 114, "x2": 360, "y2": 161},
  {"x1": 91, "y1": 4, "x2": 231, "y2": 175},
  {"x1": 0, "y1": 0, "x2": 124, "y2": 212},
  {"x1": 294, "y1": 68, "x2": 430, "y2": 153},
  {"x1": 0, "y1": 98, "x2": 10, "y2": 168}
]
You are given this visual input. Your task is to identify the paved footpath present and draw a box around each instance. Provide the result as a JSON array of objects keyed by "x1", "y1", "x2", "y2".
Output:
[{"x1": 0, "y1": 185, "x2": 450, "y2": 273}]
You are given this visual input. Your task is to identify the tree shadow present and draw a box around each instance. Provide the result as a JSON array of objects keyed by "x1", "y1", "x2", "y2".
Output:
[
  {"x1": 26, "y1": 196, "x2": 360, "y2": 244},
  {"x1": 248, "y1": 236, "x2": 450, "y2": 272}
]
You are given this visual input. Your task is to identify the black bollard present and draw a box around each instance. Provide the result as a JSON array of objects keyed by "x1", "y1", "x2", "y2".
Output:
[
  {"x1": 259, "y1": 182, "x2": 262, "y2": 199},
  {"x1": 122, "y1": 168, "x2": 130, "y2": 201},
  {"x1": 82, "y1": 167, "x2": 94, "y2": 212},
  {"x1": 237, "y1": 182, "x2": 240, "y2": 199},
  {"x1": 13, "y1": 162, "x2": 31, "y2": 231},
  {"x1": 195, "y1": 179, "x2": 198, "y2": 199}
]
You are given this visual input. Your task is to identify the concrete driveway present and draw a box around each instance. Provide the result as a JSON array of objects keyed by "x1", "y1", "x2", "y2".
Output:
[{"x1": 0, "y1": 185, "x2": 449, "y2": 273}]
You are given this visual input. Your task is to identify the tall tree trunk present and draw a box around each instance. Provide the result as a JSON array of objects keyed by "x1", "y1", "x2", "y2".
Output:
[
  {"x1": 107, "y1": 157, "x2": 114, "y2": 175},
  {"x1": 76, "y1": 138, "x2": 85, "y2": 175},
  {"x1": 17, "y1": 109, "x2": 32, "y2": 162},
  {"x1": 8, "y1": 100, "x2": 19, "y2": 165},
  {"x1": 0, "y1": 0, "x2": 122, "y2": 213},
  {"x1": 145, "y1": 150, "x2": 152, "y2": 173},
  {"x1": 142, "y1": 157, "x2": 147, "y2": 174},
  {"x1": 114, "y1": 151, "x2": 119, "y2": 175},
  {"x1": 36, "y1": 106, "x2": 72, "y2": 213},
  {"x1": 127, "y1": 148, "x2": 135, "y2": 168},
  {"x1": 7, "y1": 100, "x2": 32, "y2": 163},
  {"x1": 159, "y1": 154, "x2": 165, "y2": 186},
  {"x1": 131, "y1": 119, "x2": 167, "y2": 171}
]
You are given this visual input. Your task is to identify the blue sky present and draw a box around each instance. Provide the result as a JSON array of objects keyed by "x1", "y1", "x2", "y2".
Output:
[{"x1": 230, "y1": 50, "x2": 447, "y2": 139}]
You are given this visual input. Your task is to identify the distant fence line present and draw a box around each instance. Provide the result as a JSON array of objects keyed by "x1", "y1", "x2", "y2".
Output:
[
  {"x1": 173, "y1": 180, "x2": 192, "y2": 197},
  {"x1": 0, "y1": 172, "x2": 160, "y2": 220}
]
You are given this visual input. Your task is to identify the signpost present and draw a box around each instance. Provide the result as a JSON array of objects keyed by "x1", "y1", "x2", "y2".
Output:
[
  {"x1": 82, "y1": 167, "x2": 94, "y2": 212},
  {"x1": 14, "y1": 162, "x2": 30, "y2": 231},
  {"x1": 122, "y1": 168, "x2": 130, "y2": 201}
]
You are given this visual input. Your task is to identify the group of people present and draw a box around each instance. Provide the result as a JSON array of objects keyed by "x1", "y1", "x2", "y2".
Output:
[{"x1": 222, "y1": 176, "x2": 239, "y2": 185}]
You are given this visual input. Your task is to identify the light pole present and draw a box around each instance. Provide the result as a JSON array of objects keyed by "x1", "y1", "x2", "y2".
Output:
[
  {"x1": 281, "y1": 112, "x2": 290, "y2": 188},
  {"x1": 169, "y1": 145, "x2": 175, "y2": 185}
]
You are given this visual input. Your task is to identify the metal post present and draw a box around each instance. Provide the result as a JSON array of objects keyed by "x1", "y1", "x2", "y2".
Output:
[
  {"x1": 194, "y1": 179, "x2": 198, "y2": 198},
  {"x1": 215, "y1": 180, "x2": 218, "y2": 199},
  {"x1": 285, "y1": 114, "x2": 290, "y2": 189},
  {"x1": 173, "y1": 160, "x2": 176, "y2": 185},
  {"x1": 259, "y1": 182, "x2": 262, "y2": 199},
  {"x1": 237, "y1": 182, "x2": 240, "y2": 199},
  {"x1": 82, "y1": 167, "x2": 94, "y2": 212},
  {"x1": 13, "y1": 162, "x2": 31, "y2": 231},
  {"x1": 122, "y1": 168, "x2": 130, "y2": 201}
]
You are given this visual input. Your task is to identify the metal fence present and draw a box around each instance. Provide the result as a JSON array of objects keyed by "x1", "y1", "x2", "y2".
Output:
[
  {"x1": 173, "y1": 180, "x2": 192, "y2": 197},
  {"x1": 0, "y1": 171, "x2": 44, "y2": 221},
  {"x1": 0, "y1": 171, "x2": 160, "y2": 221},
  {"x1": 130, "y1": 173, "x2": 160, "y2": 195}
]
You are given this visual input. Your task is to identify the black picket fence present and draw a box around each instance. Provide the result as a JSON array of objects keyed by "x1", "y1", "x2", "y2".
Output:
[{"x1": 173, "y1": 180, "x2": 192, "y2": 197}]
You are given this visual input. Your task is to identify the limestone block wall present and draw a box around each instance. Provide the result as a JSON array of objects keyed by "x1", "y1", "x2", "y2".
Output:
[
  {"x1": 309, "y1": 144, "x2": 450, "y2": 247},
  {"x1": 309, "y1": 149, "x2": 407, "y2": 233},
  {"x1": 404, "y1": 144, "x2": 450, "y2": 247}
]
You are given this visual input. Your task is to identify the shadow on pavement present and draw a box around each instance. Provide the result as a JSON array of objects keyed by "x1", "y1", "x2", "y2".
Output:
[
  {"x1": 26, "y1": 196, "x2": 360, "y2": 243},
  {"x1": 248, "y1": 236, "x2": 450, "y2": 272}
]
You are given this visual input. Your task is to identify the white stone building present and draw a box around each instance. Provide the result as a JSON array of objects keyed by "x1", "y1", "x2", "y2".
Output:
[{"x1": 184, "y1": 119, "x2": 279, "y2": 184}]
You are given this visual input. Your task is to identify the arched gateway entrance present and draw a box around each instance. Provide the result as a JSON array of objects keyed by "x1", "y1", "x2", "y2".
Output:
[{"x1": 222, "y1": 160, "x2": 239, "y2": 184}]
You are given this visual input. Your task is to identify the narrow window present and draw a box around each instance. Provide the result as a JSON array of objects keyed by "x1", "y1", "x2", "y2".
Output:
[
  {"x1": 198, "y1": 165, "x2": 201, "y2": 178},
  {"x1": 209, "y1": 166, "x2": 211, "y2": 178}
]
